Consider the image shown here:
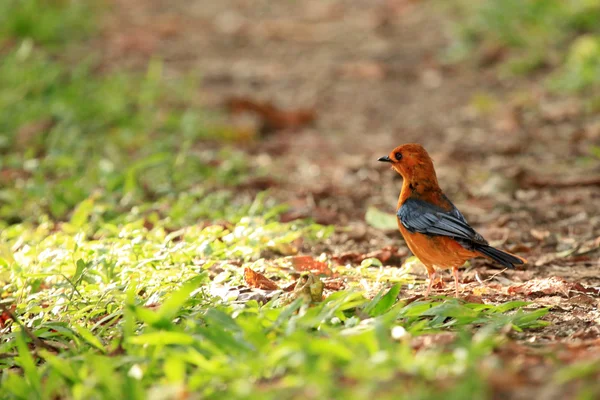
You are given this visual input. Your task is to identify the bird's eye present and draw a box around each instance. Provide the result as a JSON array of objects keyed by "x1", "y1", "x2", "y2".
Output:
[{"x1": 394, "y1": 152, "x2": 402, "y2": 161}]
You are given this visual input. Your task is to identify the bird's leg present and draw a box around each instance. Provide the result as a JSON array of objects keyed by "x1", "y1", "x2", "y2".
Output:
[
  {"x1": 452, "y1": 267, "x2": 460, "y2": 298},
  {"x1": 424, "y1": 270, "x2": 436, "y2": 297}
]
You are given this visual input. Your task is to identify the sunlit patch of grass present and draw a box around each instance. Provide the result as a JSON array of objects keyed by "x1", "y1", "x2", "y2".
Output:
[
  {"x1": 1, "y1": 234, "x2": 549, "y2": 399},
  {"x1": 333, "y1": 258, "x2": 416, "y2": 293}
]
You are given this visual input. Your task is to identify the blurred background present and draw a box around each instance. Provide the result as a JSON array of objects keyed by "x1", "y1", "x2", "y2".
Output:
[{"x1": 1, "y1": 0, "x2": 599, "y2": 268}]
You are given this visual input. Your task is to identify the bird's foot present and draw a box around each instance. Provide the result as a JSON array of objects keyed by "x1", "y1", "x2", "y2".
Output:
[
  {"x1": 452, "y1": 267, "x2": 461, "y2": 298},
  {"x1": 424, "y1": 272, "x2": 436, "y2": 297}
]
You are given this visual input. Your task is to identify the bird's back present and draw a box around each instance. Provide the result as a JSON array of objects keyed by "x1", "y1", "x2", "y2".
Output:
[{"x1": 397, "y1": 192, "x2": 482, "y2": 269}]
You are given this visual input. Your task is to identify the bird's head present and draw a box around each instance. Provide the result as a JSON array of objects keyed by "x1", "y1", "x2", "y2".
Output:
[{"x1": 378, "y1": 143, "x2": 438, "y2": 184}]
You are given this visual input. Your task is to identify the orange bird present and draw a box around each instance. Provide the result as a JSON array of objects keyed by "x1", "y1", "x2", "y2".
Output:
[{"x1": 378, "y1": 144, "x2": 525, "y2": 297}]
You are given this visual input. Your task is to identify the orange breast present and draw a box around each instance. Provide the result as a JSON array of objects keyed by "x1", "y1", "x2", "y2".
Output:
[{"x1": 398, "y1": 222, "x2": 477, "y2": 271}]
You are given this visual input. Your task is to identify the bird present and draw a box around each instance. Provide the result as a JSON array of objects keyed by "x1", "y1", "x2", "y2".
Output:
[{"x1": 378, "y1": 143, "x2": 525, "y2": 297}]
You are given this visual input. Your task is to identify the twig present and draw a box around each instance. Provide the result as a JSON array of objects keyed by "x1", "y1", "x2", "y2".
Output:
[
  {"x1": 475, "y1": 268, "x2": 508, "y2": 285},
  {"x1": 0, "y1": 303, "x2": 61, "y2": 353}
]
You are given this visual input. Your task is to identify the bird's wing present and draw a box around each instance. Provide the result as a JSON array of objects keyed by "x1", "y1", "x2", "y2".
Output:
[
  {"x1": 397, "y1": 197, "x2": 488, "y2": 246},
  {"x1": 441, "y1": 193, "x2": 470, "y2": 224}
]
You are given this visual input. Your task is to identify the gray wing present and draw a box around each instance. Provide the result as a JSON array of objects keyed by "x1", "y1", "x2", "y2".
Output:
[{"x1": 397, "y1": 197, "x2": 488, "y2": 246}]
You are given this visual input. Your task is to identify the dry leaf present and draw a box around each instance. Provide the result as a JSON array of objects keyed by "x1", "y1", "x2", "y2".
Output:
[
  {"x1": 282, "y1": 280, "x2": 299, "y2": 292},
  {"x1": 225, "y1": 97, "x2": 316, "y2": 134},
  {"x1": 0, "y1": 304, "x2": 15, "y2": 328},
  {"x1": 568, "y1": 294, "x2": 597, "y2": 307},
  {"x1": 286, "y1": 255, "x2": 332, "y2": 276},
  {"x1": 244, "y1": 267, "x2": 279, "y2": 290},
  {"x1": 236, "y1": 176, "x2": 278, "y2": 191}
]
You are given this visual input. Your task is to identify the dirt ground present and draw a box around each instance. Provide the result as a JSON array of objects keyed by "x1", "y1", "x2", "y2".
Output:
[{"x1": 98, "y1": 0, "x2": 600, "y2": 397}]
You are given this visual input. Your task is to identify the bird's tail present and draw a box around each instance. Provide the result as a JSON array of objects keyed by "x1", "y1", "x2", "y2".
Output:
[{"x1": 475, "y1": 245, "x2": 526, "y2": 269}]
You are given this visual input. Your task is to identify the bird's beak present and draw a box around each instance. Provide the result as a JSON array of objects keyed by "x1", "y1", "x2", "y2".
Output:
[{"x1": 377, "y1": 155, "x2": 392, "y2": 163}]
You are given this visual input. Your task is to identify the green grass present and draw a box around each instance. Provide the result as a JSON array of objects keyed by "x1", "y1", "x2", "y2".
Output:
[
  {"x1": 444, "y1": 0, "x2": 600, "y2": 95},
  {"x1": 0, "y1": 43, "x2": 257, "y2": 223},
  {"x1": 1, "y1": 214, "x2": 549, "y2": 399},
  {"x1": 0, "y1": 0, "x2": 96, "y2": 47},
  {"x1": 0, "y1": 192, "x2": 552, "y2": 399},
  {"x1": 0, "y1": 1, "x2": 257, "y2": 225}
]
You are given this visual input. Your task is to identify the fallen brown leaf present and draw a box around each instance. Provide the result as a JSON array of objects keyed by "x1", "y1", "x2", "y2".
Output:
[
  {"x1": 236, "y1": 176, "x2": 279, "y2": 191},
  {"x1": 225, "y1": 97, "x2": 316, "y2": 134},
  {"x1": 568, "y1": 294, "x2": 597, "y2": 307},
  {"x1": 282, "y1": 280, "x2": 298, "y2": 292},
  {"x1": 0, "y1": 304, "x2": 15, "y2": 329},
  {"x1": 244, "y1": 267, "x2": 279, "y2": 290},
  {"x1": 432, "y1": 277, "x2": 445, "y2": 289},
  {"x1": 286, "y1": 255, "x2": 332, "y2": 276}
]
